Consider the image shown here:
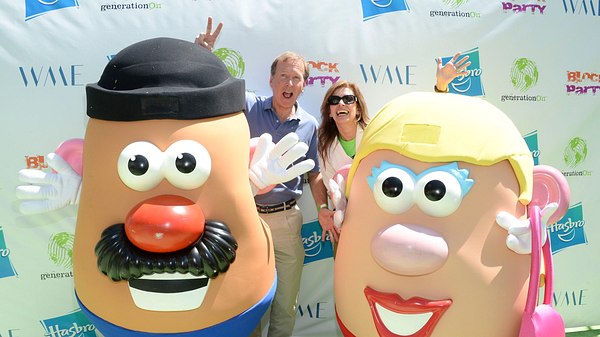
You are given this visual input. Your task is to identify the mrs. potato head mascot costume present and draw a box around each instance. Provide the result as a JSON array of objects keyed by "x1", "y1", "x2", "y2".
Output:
[
  {"x1": 72, "y1": 37, "x2": 282, "y2": 336},
  {"x1": 333, "y1": 92, "x2": 569, "y2": 337}
]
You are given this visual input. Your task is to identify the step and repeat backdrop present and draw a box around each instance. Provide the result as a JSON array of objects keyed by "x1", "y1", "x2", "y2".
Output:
[{"x1": 1, "y1": 0, "x2": 598, "y2": 336}]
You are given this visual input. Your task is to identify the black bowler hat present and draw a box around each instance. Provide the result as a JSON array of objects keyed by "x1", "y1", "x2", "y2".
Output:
[{"x1": 86, "y1": 37, "x2": 245, "y2": 121}]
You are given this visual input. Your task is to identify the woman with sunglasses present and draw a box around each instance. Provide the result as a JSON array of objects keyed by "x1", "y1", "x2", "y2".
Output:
[
  {"x1": 316, "y1": 54, "x2": 471, "y2": 244},
  {"x1": 316, "y1": 81, "x2": 368, "y2": 244}
]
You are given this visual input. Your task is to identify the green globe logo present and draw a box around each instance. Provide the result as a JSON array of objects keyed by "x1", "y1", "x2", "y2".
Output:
[
  {"x1": 510, "y1": 58, "x2": 538, "y2": 92},
  {"x1": 443, "y1": 0, "x2": 469, "y2": 7},
  {"x1": 214, "y1": 48, "x2": 245, "y2": 78},
  {"x1": 564, "y1": 137, "x2": 588, "y2": 168},
  {"x1": 48, "y1": 232, "x2": 74, "y2": 268}
]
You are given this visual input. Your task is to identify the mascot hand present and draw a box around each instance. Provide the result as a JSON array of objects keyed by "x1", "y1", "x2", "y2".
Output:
[
  {"x1": 328, "y1": 173, "x2": 347, "y2": 229},
  {"x1": 496, "y1": 212, "x2": 532, "y2": 254},
  {"x1": 496, "y1": 203, "x2": 557, "y2": 254},
  {"x1": 249, "y1": 133, "x2": 315, "y2": 194},
  {"x1": 16, "y1": 153, "x2": 82, "y2": 214}
]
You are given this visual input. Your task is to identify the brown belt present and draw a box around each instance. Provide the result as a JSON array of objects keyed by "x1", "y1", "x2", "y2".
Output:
[{"x1": 256, "y1": 199, "x2": 297, "y2": 214}]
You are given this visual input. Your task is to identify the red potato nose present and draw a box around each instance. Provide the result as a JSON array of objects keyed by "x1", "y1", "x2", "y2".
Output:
[{"x1": 124, "y1": 195, "x2": 205, "y2": 253}]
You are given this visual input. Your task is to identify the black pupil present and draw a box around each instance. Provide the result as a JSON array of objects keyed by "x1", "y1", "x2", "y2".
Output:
[
  {"x1": 176, "y1": 153, "x2": 196, "y2": 174},
  {"x1": 128, "y1": 155, "x2": 149, "y2": 176},
  {"x1": 424, "y1": 180, "x2": 446, "y2": 201},
  {"x1": 382, "y1": 177, "x2": 403, "y2": 197}
]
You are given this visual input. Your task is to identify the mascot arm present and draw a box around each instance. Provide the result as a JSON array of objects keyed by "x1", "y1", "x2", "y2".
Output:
[{"x1": 16, "y1": 138, "x2": 83, "y2": 215}]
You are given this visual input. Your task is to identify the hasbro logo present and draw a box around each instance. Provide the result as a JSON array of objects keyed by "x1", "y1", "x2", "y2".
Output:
[
  {"x1": 523, "y1": 131, "x2": 540, "y2": 166},
  {"x1": 441, "y1": 47, "x2": 485, "y2": 97},
  {"x1": 302, "y1": 220, "x2": 334, "y2": 264},
  {"x1": 0, "y1": 227, "x2": 17, "y2": 279},
  {"x1": 548, "y1": 202, "x2": 587, "y2": 254},
  {"x1": 361, "y1": 0, "x2": 410, "y2": 21},
  {"x1": 25, "y1": 0, "x2": 79, "y2": 21},
  {"x1": 41, "y1": 310, "x2": 96, "y2": 337}
]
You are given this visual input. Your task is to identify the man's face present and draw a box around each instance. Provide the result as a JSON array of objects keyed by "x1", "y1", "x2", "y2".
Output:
[
  {"x1": 334, "y1": 150, "x2": 530, "y2": 337},
  {"x1": 269, "y1": 58, "x2": 305, "y2": 113}
]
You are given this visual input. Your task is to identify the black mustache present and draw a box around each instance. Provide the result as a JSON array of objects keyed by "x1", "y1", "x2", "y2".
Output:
[{"x1": 95, "y1": 221, "x2": 237, "y2": 281}]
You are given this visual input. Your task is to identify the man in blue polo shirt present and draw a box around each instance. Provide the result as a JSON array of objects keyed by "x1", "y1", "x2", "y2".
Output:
[{"x1": 196, "y1": 18, "x2": 330, "y2": 337}]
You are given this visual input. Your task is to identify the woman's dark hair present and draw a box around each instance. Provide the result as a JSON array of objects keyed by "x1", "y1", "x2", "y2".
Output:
[{"x1": 317, "y1": 81, "x2": 369, "y2": 168}]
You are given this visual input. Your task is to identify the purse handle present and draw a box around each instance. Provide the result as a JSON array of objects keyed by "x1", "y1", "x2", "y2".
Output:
[{"x1": 524, "y1": 205, "x2": 554, "y2": 314}]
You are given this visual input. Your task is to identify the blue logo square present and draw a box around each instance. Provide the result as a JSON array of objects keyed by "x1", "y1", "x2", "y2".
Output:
[
  {"x1": 548, "y1": 202, "x2": 587, "y2": 254},
  {"x1": 523, "y1": 131, "x2": 540, "y2": 165},
  {"x1": 41, "y1": 310, "x2": 97, "y2": 337},
  {"x1": 25, "y1": 0, "x2": 79, "y2": 21},
  {"x1": 302, "y1": 220, "x2": 334, "y2": 264},
  {"x1": 0, "y1": 227, "x2": 17, "y2": 279},
  {"x1": 361, "y1": 0, "x2": 410, "y2": 21},
  {"x1": 442, "y1": 47, "x2": 485, "y2": 97}
]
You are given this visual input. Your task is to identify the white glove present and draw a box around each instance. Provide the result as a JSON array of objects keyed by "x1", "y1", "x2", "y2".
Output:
[
  {"x1": 248, "y1": 133, "x2": 315, "y2": 195},
  {"x1": 16, "y1": 152, "x2": 82, "y2": 215},
  {"x1": 496, "y1": 203, "x2": 558, "y2": 254},
  {"x1": 328, "y1": 173, "x2": 347, "y2": 229}
]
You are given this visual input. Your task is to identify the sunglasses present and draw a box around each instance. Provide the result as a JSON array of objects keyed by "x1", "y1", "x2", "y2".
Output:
[{"x1": 328, "y1": 94, "x2": 357, "y2": 105}]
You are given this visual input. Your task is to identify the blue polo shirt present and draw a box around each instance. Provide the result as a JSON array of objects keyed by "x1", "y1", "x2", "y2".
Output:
[{"x1": 246, "y1": 92, "x2": 320, "y2": 205}]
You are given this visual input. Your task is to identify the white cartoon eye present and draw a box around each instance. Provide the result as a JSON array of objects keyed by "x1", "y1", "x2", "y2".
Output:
[
  {"x1": 163, "y1": 140, "x2": 211, "y2": 190},
  {"x1": 414, "y1": 170, "x2": 463, "y2": 217},
  {"x1": 117, "y1": 142, "x2": 164, "y2": 191},
  {"x1": 372, "y1": 168, "x2": 415, "y2": 214}
]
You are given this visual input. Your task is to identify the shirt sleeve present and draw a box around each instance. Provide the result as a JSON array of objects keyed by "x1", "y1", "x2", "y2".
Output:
[{"x1": 306, "y1": 121, "x2": 320, "y2": 174}]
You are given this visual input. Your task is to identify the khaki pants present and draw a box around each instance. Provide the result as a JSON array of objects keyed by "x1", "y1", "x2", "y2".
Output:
[{"x1": 250, "y1": 205, "x2": 304, "y2": 337}]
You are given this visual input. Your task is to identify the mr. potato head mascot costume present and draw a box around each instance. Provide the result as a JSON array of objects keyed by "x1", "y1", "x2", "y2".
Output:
[
  {"x1": 74, "y1": 37, "x2": 278, "y2": 336},
  {"x1": 333, "y1": 92, "x2": 569, "y2": 337}
]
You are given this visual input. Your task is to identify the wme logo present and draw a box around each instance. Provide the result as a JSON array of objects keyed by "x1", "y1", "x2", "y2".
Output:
[
  {"x1": 441, "y1": 47, "x2": 484, "y2": 96},
  {"x1": 511, "y1": 58, "x2": 538, "y2": 92},
  {"x1": 359, "y1": 64, "x2": 416, "y2": 85},
  {"x1": 553, "y1": 288, "x2": 588, "y2": 307},
  {"x1": 0, "y1": 329, "x2": 23, "y2": 337},
  {"x1": 297, "y1": 301, "x2": 332, "y2": 319},
  {"x1": 306, "y1": 60, "x2": 340, "y2": 87},
  {"x1": 214, "y1": 48, "x2": 245, "y2": 79},
  {"x1": 361, "y1": 0, "x2": 410, "y2": 21},
  {"x1": 41, "y1": 310, "x2": 96, "y2": 337},
  {"x1": 562, "y1": 0, "x2": 600, "y2": 16},
  {"x1": 548, "y1": 202, "x2": 586, "y2": 254},
  {"x1": 19, "y1": 65, "x2": 84, "y2": 87},
  {"x1": 523, "y1": 131, "x2": 540, "y2": 166},
  {"x1": 302, "y1": 220, "x2": 333, "y2": 264},
  {"x1": 0, "y1": 227, "x2": 17, "y2": 279},
  {"x1": 25, "y1": 0, "x2": 79, "y2": 21}
]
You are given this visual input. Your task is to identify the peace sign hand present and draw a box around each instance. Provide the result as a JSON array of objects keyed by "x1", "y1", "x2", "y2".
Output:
[{"x1": 194, "y1": 16, "x2": 223, "y2": 52}]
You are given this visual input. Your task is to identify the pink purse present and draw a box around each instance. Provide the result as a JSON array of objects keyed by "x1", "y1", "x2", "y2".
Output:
[{"x1": 518, "y1": 204, "x2": 565, "y2": 337}]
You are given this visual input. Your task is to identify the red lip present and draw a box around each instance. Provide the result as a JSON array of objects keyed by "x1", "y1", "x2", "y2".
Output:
[{"x1": 364, "y1": 287, "x2": 452, "y2": 337}]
